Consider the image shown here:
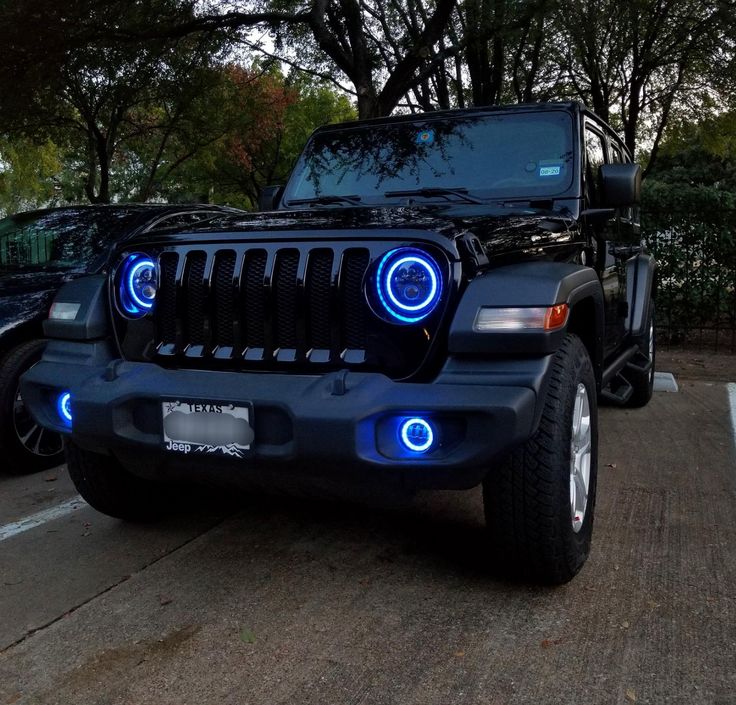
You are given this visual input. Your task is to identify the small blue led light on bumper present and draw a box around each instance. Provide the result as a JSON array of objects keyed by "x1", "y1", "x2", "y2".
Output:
[
  {"x1": 371, "y1": 248, "x2": 443, "y2": 324},
  {"x1": 117, "y1": 253, "x2": 157, "y2": 318},
  {"x1": 57, "y1": 391, "x2": 72, "y2": 425},
  {"x1": 399, "y1": 417, "x2": 435, "y2": 453}
]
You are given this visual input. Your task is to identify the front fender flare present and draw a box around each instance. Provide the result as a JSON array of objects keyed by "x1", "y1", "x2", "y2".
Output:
[{"x1": 448, "y1": 261, "x2": 604, "y2": 361}]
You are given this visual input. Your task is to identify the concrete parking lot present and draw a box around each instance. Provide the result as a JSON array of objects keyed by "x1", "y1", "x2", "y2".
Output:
[{"x1": 1, "y1": 374, "x2": 735, "y2": 704}]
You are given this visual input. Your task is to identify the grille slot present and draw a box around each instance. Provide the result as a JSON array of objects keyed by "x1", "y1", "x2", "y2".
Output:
[
  {"x1": 212, "y1": 251, "x2": 236, "y2": 348},
  {"x1": 157, "y1": 252, "x2": 179, "y2": 345},
  {"x1": 342, "y1": 249, "x2": 370, "y2": 350},
  {"x1": 184, "y1": 251, "x2": 207, "y2": 346},
  {"x1": 306, "y1": 250, "x2": 333, "y2": 350},
  {"x1": 273, "y1": 250, "x2": 299, "y2": 350},
  {"x1": 243, "y1": 249, "x2": 267, "y2": 349}
]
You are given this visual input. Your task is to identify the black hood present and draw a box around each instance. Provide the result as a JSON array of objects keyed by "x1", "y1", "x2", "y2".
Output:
[{"x1": 136, "y1": 203, "x2": 580, "y2": 261}]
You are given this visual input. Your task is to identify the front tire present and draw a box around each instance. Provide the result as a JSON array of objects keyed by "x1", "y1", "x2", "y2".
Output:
[
  {"x1": 66, "y1": 442, "x2": 167, "y2": 521},
  {"x1": 483, "y1": 334, "x2": 598, "y2": 584}
]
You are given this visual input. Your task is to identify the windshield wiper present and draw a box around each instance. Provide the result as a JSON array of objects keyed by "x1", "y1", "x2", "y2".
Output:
[
  {"x1": 286, "y1": 194, "x2": 362, "y2": 206},
  {"x1": 384, "y1": 187, "x2": 485, "y2": 205}
]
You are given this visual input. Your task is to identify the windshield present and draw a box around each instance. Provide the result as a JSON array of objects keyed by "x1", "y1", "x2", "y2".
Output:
[
  {"x1": 0, "y1": 208, "x2": 140, "y2": 272},
  {"x1": 283, "y1": 111, "x2": 575, "y2": 206}
]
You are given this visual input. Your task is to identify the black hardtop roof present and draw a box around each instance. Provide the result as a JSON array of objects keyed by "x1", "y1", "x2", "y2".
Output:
[
  {"x1": 313, "y1": 101, "x2": 586, "y2": 134},
  {"x1": 311, "y1": 100, "x2": 630, "y2": 159}
]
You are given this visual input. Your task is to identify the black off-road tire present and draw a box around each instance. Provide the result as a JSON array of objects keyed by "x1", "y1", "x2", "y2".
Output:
[
  {"x1": 66, "y1": 441, "x2": 167, "y2": 521},
  {"x1": 625, "y1": 301, "x2": 656, "y2": 408},
  {"x1": 483, "y1": 334, "x2": 598, "y2": 585},
  {"x1": 0, "y1": 340, "x2": 65, "y2": 474}
]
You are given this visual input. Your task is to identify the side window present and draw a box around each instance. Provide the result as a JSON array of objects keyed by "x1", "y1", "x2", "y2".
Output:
[
  {"x1": 610, "y1": 144, "x2": 623, "y2": 164},
  {"x1": 584, "y1": 127, "x2": 606, "y2": 206}
]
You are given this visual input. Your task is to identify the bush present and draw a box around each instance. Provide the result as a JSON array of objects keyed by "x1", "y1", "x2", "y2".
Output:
[{"x1": 641, "y1": 181, "x2": 736, "y2": 348}]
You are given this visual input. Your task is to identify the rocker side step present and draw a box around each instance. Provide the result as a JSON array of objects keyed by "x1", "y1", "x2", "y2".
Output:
[
  {"x1": 601, "y1": 372, "x2": 633, "y2": 405},
  {"x1": 626, "y1": 350, "x2": 652, "y2": 376}
]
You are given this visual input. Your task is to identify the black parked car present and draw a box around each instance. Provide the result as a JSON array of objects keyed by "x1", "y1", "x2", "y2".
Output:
[
  {"x1": 22, "y1": 103, "x2": 655, "y2": 583},
  {"x1": 0, "y1": 204, "x2": 239, "y2": 472}
]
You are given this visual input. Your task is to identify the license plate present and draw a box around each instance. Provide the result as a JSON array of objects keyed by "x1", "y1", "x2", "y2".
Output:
[{"x1": 162, "y1": 400, "x2": 253, "y2": 458}]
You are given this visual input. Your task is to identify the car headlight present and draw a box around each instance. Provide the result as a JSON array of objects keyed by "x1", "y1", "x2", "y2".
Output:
[
  {"x1": 117, "y1": 253, "x2": 157, "y2": 318},
  {"x1": 370, "y1": 248, "x2": 443, "y2": 324}
]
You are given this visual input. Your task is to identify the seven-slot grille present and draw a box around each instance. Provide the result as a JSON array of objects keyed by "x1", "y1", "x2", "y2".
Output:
[{"x1": 153, "y1": 245, "x2": 372, "y2": 365}]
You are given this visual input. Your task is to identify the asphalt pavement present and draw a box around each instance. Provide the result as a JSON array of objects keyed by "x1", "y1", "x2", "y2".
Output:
[{"x1": 0, "y1": 376, "x2": 735, "y2": 705}]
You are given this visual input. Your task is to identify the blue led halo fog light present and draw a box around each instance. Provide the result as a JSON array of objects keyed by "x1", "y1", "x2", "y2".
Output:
[
  {"x1": 117, "y1": 253, "x2": 157, "y2": 318},
  {"x1": 372, "y1": 248, "x2": 443, "y2": 324},
  {"x1": 399, "y1": 417, "x2": 435, "y2": 453},
  {"x1": 57, "y1": 391, "x2": 72, "y2": 425}
]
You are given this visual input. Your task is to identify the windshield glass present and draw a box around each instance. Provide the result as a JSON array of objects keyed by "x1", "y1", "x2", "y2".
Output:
[
  {"x1": 0, "y1": 208, "x2": 140, "y2": 272},
  {"x1": 283, "y1": 111, "x2": 575, "y2": 206}
]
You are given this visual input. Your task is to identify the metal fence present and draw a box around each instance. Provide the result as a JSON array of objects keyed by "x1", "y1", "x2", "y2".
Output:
[{"x1": 642, "y1": 188, "x2": 736, "y2": 354}]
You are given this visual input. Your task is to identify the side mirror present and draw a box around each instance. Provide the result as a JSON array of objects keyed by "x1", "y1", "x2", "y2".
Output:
[
  {"x1": 601, "y1": 163, "x2": 641, "y2": 207},
  {"x1": 258, "y1": 185, "x2": 284, "y2": 212}
]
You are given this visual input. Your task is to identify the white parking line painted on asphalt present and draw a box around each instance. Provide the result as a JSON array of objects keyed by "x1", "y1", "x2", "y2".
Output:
[
  {"x1": 0, "y1": 496, "x2": 86, "y2": 543},
  {"x1": 728, "y1": 383, "x2": 736, "y2": 450}
]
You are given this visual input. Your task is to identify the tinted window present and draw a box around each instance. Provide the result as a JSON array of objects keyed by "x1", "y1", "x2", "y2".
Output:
[
  {"x1": 610, "y1": 144, "x2": 623, "y2": 164},
  {"x1": 0, "y1": 208, "x2": 140, "y2": 272},
  {"x1": 284, "y1": 112, "x2": 575, "y2": 205},
  {"x1": 584, "y1": 128, "x2": 606, "y2": 205}
]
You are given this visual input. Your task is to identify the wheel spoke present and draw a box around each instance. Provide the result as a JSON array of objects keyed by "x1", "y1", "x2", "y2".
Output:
[
  {"x1": 574, "y1": 472, "x2": 588, "y2": 507},
  {"x1": 19, "y1": 423, "x2": 40, "y2": 447},
  {"x1": 573, "y1": 396, "x2": 583, "y2": 437},
  {"x1": 569, "y1": 382, "x2": 592, "y2": 533},
  {"x1": 32, "y1": 427, "x2": 44, "y2": 455},
  {"x1": 575, "y1": 440, "x2": 592, "y2": 467}
]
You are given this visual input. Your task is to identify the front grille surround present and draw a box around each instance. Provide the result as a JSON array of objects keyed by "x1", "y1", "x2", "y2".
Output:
[{"x1": 111, "y1": 240, "x2": 454, "y2": 380}]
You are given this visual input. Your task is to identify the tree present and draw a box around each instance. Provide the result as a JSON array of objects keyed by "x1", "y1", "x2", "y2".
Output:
[
  {"x1": 554, "y1": 0, "x2": 723, "y2": 168},
  {"x1": 0, "y1": 137, "x2": 63, "y2": 216},
  {"x1": 2, "y1": 0, "x2": 734, "y2": 204},
  {"x1": 645, "y1": 110, "x2": 736, "y2": 190},
  {"x1": 0, "y1": 0, "x2": 233, "y2": 203},
  {"x1": 171, "y1": 68, "x2": 357, "y2": 207}
]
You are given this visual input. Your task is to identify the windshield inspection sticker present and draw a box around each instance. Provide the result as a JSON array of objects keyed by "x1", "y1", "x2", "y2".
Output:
[
  {"x1": 416, "y1": 129, "x2": 435, "y2": 145},
  {"x1": 539, "y1": 164, "x2": 562, "y2": 177}
]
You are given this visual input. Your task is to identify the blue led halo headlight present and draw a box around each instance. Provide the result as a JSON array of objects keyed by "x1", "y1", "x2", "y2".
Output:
[
  {"x1": 371, "y1": 247, "x2": 444, "y2": 324},
  {"x1": 117, "y1": 253, "x2": 157, "y2": 318},
  {"x1": 57, "y1": 391, "x2": 72, "y2": 425},
  {"x1": 399, "y1": 417, "x2": 435, "y2": 453}
]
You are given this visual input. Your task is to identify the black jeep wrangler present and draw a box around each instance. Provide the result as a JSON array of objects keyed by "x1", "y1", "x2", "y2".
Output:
[{"x1": 21, "y1": 102, "x2": 655, "y2": 584}]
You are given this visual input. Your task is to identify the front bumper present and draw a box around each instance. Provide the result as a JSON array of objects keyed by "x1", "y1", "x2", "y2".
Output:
[{"x1": 21, "y1": 340, "x2": 548, "y2": 490}]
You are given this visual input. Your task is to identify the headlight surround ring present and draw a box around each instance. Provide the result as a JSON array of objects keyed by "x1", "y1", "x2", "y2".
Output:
[
  {"x1": 116, "y1": 253, "x2": 157, "y2": 318},
  {"x1": 370, "y1": 247, "x2": 444, "y2": 324}
]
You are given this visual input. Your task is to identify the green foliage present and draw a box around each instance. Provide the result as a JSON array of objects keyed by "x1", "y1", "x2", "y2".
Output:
[
  {"x1": 646, "y1": 111, "x2": 736, "y2": 190},
  {"x1": 278, "y1": 73, "x2": 357, "y2": 176},
  {"x1": 642, "y1": 180, "x2": 736, "y2": 344},
  {"x1": 0, "y1": 137, "x2": 64, "y2": 216},
  {"x1": 169, "y1": 70, "x2": 357, "y2": 208},
  {"x1": 0, "y1": 0, "x2": 234, "y2": 204}
]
